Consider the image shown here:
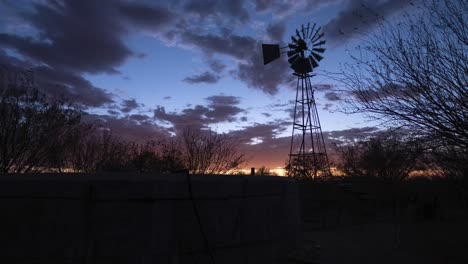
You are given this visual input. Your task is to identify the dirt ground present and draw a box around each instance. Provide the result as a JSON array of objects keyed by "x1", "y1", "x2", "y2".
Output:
[{"x1": 286, "y1": 220, "x2": 468, "y2": 264}]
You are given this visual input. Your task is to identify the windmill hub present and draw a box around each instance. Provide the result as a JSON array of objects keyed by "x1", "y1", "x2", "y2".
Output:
[{"x1": 296, "y1": 39, "x2": 307, "y2": 54}]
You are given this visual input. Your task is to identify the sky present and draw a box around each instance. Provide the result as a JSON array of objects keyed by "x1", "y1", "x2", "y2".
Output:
[{"x1": 0, "y1": 0, "x2": 416, "y2": 172}]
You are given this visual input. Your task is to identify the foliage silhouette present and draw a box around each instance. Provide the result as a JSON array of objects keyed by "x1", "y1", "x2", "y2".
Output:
[
  {"x1": 180, "y1": 128, "x2": 246, "y2": 174},
  {"x1": 335, "y1": 133, "x2": 423, "y2": 181},
  {"x1": 256, "y1": 166, "x2": 278, "y2": 176},
  {"x1": 0, "y1": 86, "x2": 82, "y2": 173},
  {"x1": 336, "y1": 0, "x2": 467, "y2": 177},
  {"x1": 0, "y1": 83, "x2": 245, "y2": 174}
]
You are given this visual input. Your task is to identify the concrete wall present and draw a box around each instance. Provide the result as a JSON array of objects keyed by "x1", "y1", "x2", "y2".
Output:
[{"x1": 0, "y1": 173, "x2": 300, "y2": 264}]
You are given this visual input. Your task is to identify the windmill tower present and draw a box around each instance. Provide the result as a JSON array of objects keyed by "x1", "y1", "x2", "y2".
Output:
[{"x1": 262, "y1": 23, "x2": 331, "y2": 178}]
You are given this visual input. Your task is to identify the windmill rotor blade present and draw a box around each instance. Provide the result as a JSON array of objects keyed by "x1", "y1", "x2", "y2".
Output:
[
  {"x1": 296, "y1": 29, "x2": 301, "y2": 39},
  {"x1": 289, "y1": 56, "x2": 302, "y2": 72},
  {"x1": 313, "y1": 40, "x2": 326, "y2": 47},
  {"x1": 301, "y1": 24, "x2": 306, "y2": 39},
  {"x1": 311, "y1": 51, "x2": 324, "y2": 62},
  {"x1": 262, "y1": 44, "x2": 281, "y2": 65},
  {"x1": 291, "y1": 36, "x2": 298, "y2": 43},
  {"x1": 308, "y1": 23, "x2": 316, "y2": 39},
  {"x1": 288, "y1": 53, "x2": 299, "y2": 64},
  {"x1": 287, "y1": 50, "x2": 299, "y2": 58},
  {"x1": 309, "y1": 27, "x2": 320, "y2": 42},
  {"x1": 312, "y1": 32, "x2": 324, "y2": 43},
  {"x1": 291, "y1": 57, "x2": 305, "y2": 73},
  {"x1": 303, "y1": 58, "x2": 312, "y2": 73},
  {"x1": 293, "y1": 57, "x2": 312, "y2": 73},
  {"x1": 306, "y1": 22, "x2": 310, "y2": 39},
  {"x1": 288, "y1": 43, "x2": 299, "y2": 49},
  {"x1": 312, "y1": 48, "x2": 326, "y2": 53},
  {"x1": 308, "y1": 55, "x2": 319, "y2": 68}
]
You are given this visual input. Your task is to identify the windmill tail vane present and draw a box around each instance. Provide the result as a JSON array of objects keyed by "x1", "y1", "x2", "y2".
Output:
[{"x1": 262, "y1": 22, "x2": 331, "y2": 178}]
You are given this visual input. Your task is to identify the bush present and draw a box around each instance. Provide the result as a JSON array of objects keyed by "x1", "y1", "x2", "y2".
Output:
[{"x1": 336, "y1": 133, "x2": 423, "y2": 181}]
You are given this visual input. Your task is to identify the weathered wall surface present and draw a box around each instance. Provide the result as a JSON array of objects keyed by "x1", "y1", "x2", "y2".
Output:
[{"x1": 0, "y1": 173, "x2": 300, "y2": 264}]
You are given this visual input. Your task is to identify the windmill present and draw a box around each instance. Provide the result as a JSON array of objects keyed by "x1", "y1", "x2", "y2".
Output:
[{"x1": 262, "y1": 23, "x2": 331, "y2": 178}]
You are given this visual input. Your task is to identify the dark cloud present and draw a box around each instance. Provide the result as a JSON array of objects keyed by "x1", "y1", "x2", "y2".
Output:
[
  {"x1": 129, "y1": 114, "x2": 150, "y2": 122},
  {"x1": 0, "y1": 51, "x2": 113, "y2": 107},
  {"x1": 324, "y1": 92, "x2": 341, "y2": 101},
  {"x1": 183, "y1": 71, "x2": 220, "y2": 84},
  {"x1": 182, "y1": 32, "x2": 256, "y2": 60},
  {"x1": 183, "y1": 0, "x2": 249, "y2": 23},
  {"x1": 313, "y1": 84, "x2": 334, "y2": 91},
  {"x1": 83, "y1": 114, "x2": 169, "y2": 143},
  {"x1": 254, "y1": 0, "x2": 341, "y2": 17},
  {"x1": 2, "y1": 0, "x2": 176, "y2": 72},
  {"x1": 266, "y1": 21, "x2": 286, "y2": 41},
  {"x1": 236, "y1": 45, "x2": 293, "y2": 94},
  {"x1": 203, "y1": 95, "x2": 243, "y2": 122},
  {"x1": 207, "y1": 59, "x2": 226, "y2": 72},
  {"x1": 351, "y1": 82, "x2": 413, "y2": 103},
  {"x1": 120, "y1": 98, "x2": 140, "y2": 113},
  {"x1": 163, "y1": 96, "x2": 172, "y2": 100},
  {"x1": 118, "y1": 2, "x2": 174, "y2": 30},
  {"x1": 107, "y1": 109, "x2": 120, "y2": 115},
  {"x1": 262, "y1": 113, "x2": 272, "y2": 117},
  {"x1": 33, "y1": 65, "x2": 114, "y2": 107},
  {"x1": 324, "y1": 0, "x2": 412, "y2": 42},
  {"x1": 304, "y1": 0, "x2": 344, "y2": 10},
  {"x1": 253, "y1": 0, "x2": 276, "y2": 11},
  {"x1": 180, "y1": 30, "x2": 292, "y2": 94},
  {"x1": 0, "y1": 0, "x2": 181, "y2": 107},
  {"x1": 206, "y1": 95, "x2": 240, "y2": 106},
  {"x1": 154, "y1": 95, "x2": 244, "y2": 132},
  {"x1": 0, "y1": 0, "x2": 147, "y2": 107},
  {"x1": 1, "y1": 0, "x2": 132, "y2": 74},
  {"x1": 252, "y1": 0, "x2": 305, "y2": 17},
  {"x1": 230, "y1": 122, "x2": 288, "y2": 144},
  {"x1": 322, "y1": 103, "x2": 333, "y2": 111},
  {"x1": 154, "y1": 105, "x2": 206, "y2": 131}
]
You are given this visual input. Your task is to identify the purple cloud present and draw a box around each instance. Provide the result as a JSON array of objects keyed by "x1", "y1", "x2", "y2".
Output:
[
  {"x1": 324, "y1": 0, "x2": 412, "y2": 43},
  {"x1": 120, "y1": 98, "x2": 141, "y2": 113},
  {"x1": 183, "y1": 0, "x2": 249, "y2": 23},
  {"x1": 183, "y1": 71, "x2": 220, "y2": 84},
  {"x1": 0, "y1": 51, "x2": 113, "y2": 107},
  {"x1": 83, "y1": 113, "x2": 169, "y2": 143},
  {"x1": 118, "y1": 2, "x2": 174, "y2": 30},
  {"x1": 154, "y1": 95, "x2": 244, "y2": 132},
  {"x1": 324, "y1": 92, "x2": 341, "y2": 101}
]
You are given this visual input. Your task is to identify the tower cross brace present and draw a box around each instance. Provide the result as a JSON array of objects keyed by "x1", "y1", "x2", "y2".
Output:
[{"x1": 288, "y1": 73, "x2": 331, "y2": 178}]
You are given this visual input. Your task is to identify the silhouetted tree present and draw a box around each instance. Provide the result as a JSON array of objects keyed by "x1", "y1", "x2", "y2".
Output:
[
  {"x1": 66, "y1": 129, "x2": 149, "y2": 173},
  {"x1": 337, "y1": 0, "x2": 467, "y2": 174},
  {"x1": 335, "y1": 143, "x2": 366, "y2": 177},
  {"x1": 427, "y1": 143, "x2": 468, "y2": 179},
  {"x1": 335, "y1": 133, "x2": 423, "y2": 182},
  {"x1": 256, "y1": 166, "x2": 278, "y2": 176},
  {"x1": 180, "y1": 128, "x2": 246, "y2": 174},
  {"x1": 0, "y1": 87, "x2": 82, "y2": 173},
  {"x1": 127, "y1": 138, "x2": 185, "y2": 173},
  {"x1": 157, "y1": 138, "x2": 186, "y2": 172},
  {"x1": 92, "y1": 132, "x2": 135, "y2": 172},
  {"x1": 67, "y1": 127, "x2": 244, "y2": 174}
]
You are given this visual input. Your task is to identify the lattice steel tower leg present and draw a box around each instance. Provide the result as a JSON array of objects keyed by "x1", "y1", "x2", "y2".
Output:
[{"x1": 288, "y1": 73, "x2": 331, "y2": 178}]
